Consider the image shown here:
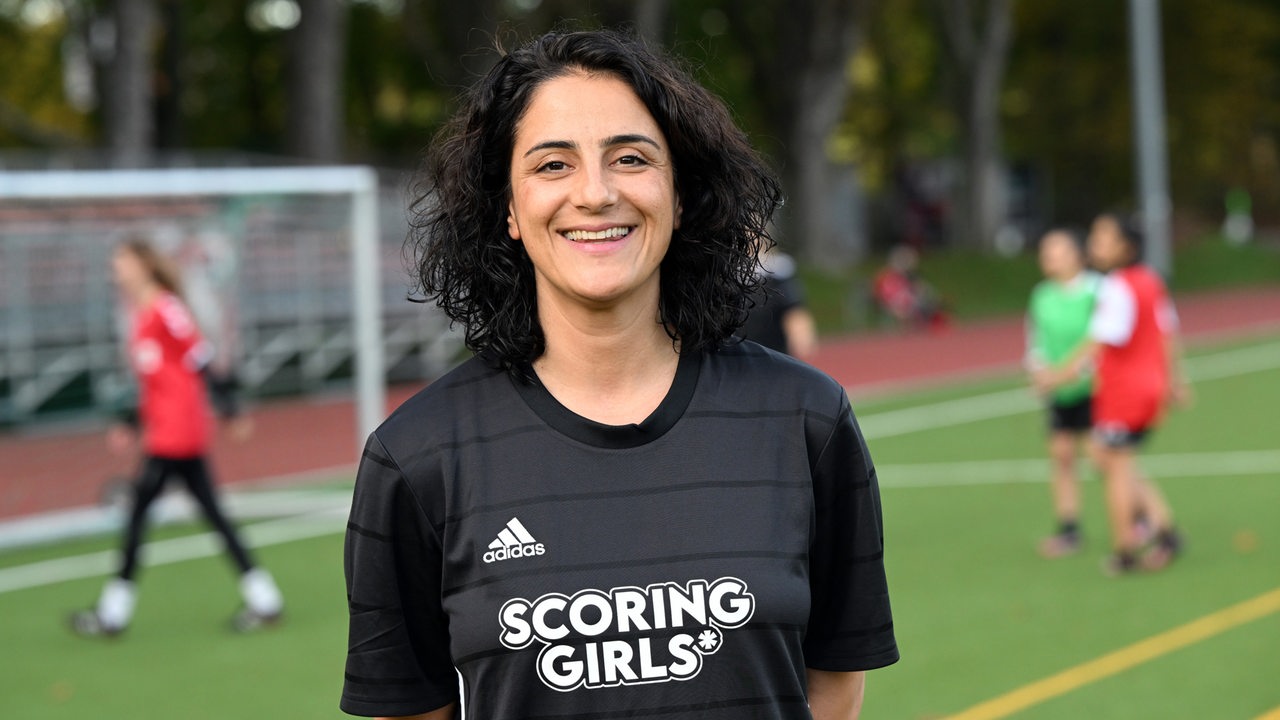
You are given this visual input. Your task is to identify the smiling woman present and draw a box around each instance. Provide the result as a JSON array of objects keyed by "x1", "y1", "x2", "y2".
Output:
[
  {"x1": 406, "y1": 30, "x2": 781, "y2": 377},
  {"x1": 341, "y1": 29, "x2": 899, "y2": 720},
  {"x1": 506, "y1": 72, "x2": 680, "y2": 330}
]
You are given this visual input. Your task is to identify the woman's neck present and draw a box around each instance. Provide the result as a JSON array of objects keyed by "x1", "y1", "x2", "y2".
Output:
[
  {"x1": 125, "y1": 282, "x2": 162, "y2": 309},
  {"x1": 532, "y1": 294, "x2": 681, "y2": 426}
]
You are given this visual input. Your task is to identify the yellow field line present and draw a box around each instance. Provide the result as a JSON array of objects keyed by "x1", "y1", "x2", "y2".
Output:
[
  {"x1": 1254, "y1": 706, "x2": 1280, "y2": 720},
  {"x1": 944, "y1": 587, "x2": 1280, "y2": 720}
]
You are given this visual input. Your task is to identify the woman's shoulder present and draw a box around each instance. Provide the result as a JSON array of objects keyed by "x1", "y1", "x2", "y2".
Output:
[
  {"x1": 374, "y1": 355, "x2": 511, "y2": 445},
  {"x1": 705, "y1": 342, "x2": 847, "y2": 404}
]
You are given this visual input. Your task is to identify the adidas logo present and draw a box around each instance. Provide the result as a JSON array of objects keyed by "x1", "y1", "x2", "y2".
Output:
[{"x1": 483, "y1": 517, "x2": 546, "y2": 564}]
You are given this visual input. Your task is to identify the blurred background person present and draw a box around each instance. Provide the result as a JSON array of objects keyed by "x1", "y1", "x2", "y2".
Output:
[
  {"x1": 738, "y1": 242, "x2": 818, "y2": 359},
  {"x1": 1025, "y1": 228, "x2": 1101, "y2": 558},
  {"x1": 871, "y1": 244, "x2": 948, "y2": 332},
  {"x1": 1042, "y1": 213, "x2": 1189, "y2": 575},
  {"x1": 70, "y1": 238, "x2": 283, "y2": 637}
]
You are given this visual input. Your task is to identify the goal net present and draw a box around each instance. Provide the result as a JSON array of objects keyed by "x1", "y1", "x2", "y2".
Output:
[{"x1": 0, "y1": 166, "x2": 460, "y2": 450}]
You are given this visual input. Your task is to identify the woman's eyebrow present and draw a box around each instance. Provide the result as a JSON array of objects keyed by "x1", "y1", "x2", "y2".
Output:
[
  {"x1": 523, "y1": 140, "x2": 575, "y2": 157},
  {"x1": 522, "y1": 134, "x2": 662, "y2": 158},
  {"x1": 601, "y1": 133, "x2": 661, "y2": 150}
]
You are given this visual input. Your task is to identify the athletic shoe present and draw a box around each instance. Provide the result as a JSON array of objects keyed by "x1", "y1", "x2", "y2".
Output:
[
  {"x1": 230, "y1": 606, "x2": 283, "y2": 633},
  {"x1": 1140, "y1": 528, "x2": 1184, "y2": 571},
  {"x1": 69, "y1": 610, "x2": 124, "y2": 638},
  {"x1": 1038, "y1": 532, "x2": 1081, "y2": 558},
  {"x1": 1100, "y1": 552, "x2": 1139, "y2": 577}
]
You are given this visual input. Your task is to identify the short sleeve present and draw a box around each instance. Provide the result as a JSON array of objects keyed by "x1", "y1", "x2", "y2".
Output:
[
  {"x1": 1090, "y1": 275, "x2": 1136, "y2": 346},
  {"x1": 156, "y1": 293, "x2": 213, "y2": 370},
  {"x1": 1157, "y1": 297, "x2": 1180, "y2": 334},
  {"x1": 1024, "y1": 287, "x2": 1046, "y2": 370},
  {"x1": 773, "y1": 274, "x2": 806, "y2": 312},
  {"x1": 340, "y1": 434, "x2": 459, "y2": 717},
  {"x1": 803, "y1": 394, "x2": 900, "y2": 671}
]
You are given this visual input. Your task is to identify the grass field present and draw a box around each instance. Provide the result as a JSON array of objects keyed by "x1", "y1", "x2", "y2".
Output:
[{"x1": 1, "y1": 332, "x2": 1277, "y2": 719}]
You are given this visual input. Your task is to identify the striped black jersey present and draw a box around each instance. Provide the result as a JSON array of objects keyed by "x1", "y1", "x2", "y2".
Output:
[{"x1": 341, "y1": 342, "x2": 899, "y2": 719}]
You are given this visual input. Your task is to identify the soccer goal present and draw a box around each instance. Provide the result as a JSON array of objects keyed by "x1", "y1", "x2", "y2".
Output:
[{"x1": 0, "y1": 166, "x2": 458, "y2": 451}]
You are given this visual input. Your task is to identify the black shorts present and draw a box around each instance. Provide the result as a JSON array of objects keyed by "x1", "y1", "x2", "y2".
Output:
[
  {"x1": 1048, "y1": 397, "x2": 1092, "y2": 433},
  {"x1": 1093, "y1": 422, "x2": 1151, "y2": 449}
]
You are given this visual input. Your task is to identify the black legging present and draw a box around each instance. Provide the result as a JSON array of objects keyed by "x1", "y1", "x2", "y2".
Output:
[{"x1": 118, "y1": 455, "x2": 256, "y2": 581}]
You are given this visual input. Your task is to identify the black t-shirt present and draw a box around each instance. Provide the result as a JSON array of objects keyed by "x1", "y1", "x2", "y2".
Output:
[
  {"x1": 341, "y1": 343, "x2": 898, "y2": 719},
  {"x1": 739, "y1": 253, "x2": 807, "y2": 355}
]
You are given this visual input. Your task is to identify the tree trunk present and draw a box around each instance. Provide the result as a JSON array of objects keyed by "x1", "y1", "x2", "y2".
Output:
[
  {"x1": 633, "y1": 0, "x2": 670, "y2": 47},
  {"x1": 939, "y1": 0, "x2": 1013, "y2": 251},
  {"x1": 155, "y1": 0, "x2": 184, "y2": 150},
  {"x1": 286, "y1": 0, "x2": 348, "y2": 162},
  {"x1": 105, "y1": 0, "x2": 157, "y2": 166},
  {"x1": 789, "y1": 0, "x2": 863, "y2": 266},
  {"x1": 726, "y1": 0, "x2": 865, "y2": 266}
]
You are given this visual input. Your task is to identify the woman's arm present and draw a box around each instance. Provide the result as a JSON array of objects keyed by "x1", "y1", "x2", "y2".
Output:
[
  {"x1": 807, "y1": 670, "x2": 866, "y2": 720},
  {"x1": 376, "y1": 703, "x2": 458, "y2": 720}
]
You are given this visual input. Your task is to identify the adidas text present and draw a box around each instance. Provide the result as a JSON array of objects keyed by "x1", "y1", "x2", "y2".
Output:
[{"x1": 484, "y1": 543, "x2": 546, "y2": 564}]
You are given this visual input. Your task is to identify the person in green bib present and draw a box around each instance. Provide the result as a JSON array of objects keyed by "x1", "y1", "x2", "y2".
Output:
[{"x1": 1026, "y1": 228, "x2": 1101, "y2": 557}]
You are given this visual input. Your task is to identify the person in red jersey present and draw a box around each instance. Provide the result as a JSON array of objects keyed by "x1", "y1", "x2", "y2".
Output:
[
  {"x1": 70, "y1": 238, "x2": 284, "y2": 636},
  {"x1": 1041, "y1": 213, "x2": 1188, "y2": 575}
]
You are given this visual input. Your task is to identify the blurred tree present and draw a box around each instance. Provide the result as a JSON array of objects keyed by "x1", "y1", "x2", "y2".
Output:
[
  {"x1": 935, "y1": 0, "x2": 1013, "y2": 251},
  {"x1": 155, "y1": 0, "x2": 185, "y2": 149},
  {"x1": 104, "y1": 0, "x2": 158, "y2": 165},
  {"x1": 721, "y1": 0, "x2": 866, "y2": 265},
  {"x1": 286, "y1": 0, "x2": 347, "y2": 161},
  {"x1": 4, "y1": 0, "x2": 1276, "y2": 234},
  {"x1": 633, "y1": 0, "x2": 670, "y2": 46},
  {"x1": 1007, "y1": 0, "x2": 1280, "y2": 227},
  {"x1": 0, "y1": 8, "x2": 90, "y2": 148},
  {"x1": 848, "y1": 0, "x2": 1280, "y2": 248}
]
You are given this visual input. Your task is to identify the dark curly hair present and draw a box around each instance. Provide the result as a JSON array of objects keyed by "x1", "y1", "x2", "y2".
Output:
[
  {"x1": 407, "y1": 29, "x2": 784, "y2": 376},
  {"x1": 1093, "y1": 211, "x2": 1144, "y2": 265}
]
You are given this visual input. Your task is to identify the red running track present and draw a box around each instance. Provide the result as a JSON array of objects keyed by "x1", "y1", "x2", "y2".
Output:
[{"x1": 2, "y1": 286, "x2": 1277, "y2": 521}]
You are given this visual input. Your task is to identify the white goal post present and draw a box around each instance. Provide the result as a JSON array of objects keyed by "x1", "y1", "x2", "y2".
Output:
[{"x1": 0, "y1": 166, "x2": 392, "y2": 452}]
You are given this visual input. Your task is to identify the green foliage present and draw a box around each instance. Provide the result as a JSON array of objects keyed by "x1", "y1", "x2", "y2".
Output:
[
  {"x1": 838, "y1": 0, "x2": 950, "y2": 191},
  {"x1": 847, "y1": 0, "x2": 1280, "y2": 236},
  {"x1": 1007, "y1": 0, "x2": 1280, "y2": 223},
  {"x1": 0, "y1": 15, "x2": 91, "y2": 147}
]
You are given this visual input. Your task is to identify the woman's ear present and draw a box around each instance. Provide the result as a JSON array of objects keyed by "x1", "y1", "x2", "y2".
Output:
[{"x1": 507, "y1": 201, "x2": 521, "y2": 241}]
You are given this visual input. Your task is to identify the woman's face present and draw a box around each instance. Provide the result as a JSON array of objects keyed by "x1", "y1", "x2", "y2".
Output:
[
  {"x1": 1039, "y1": 231, "x2": 1082, "y2": 281},
  {"x1": 506, "y1": 71, "x2": 681, "y2": 315},
  {"x1": 1087, "y1": 217, "x2": 1128, "y2": 272},
  {"x1": 111, "y1": 246, "x2": 149, "y2": 294}
]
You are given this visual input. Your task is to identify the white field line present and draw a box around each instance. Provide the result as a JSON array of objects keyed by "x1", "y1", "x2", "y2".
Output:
[
  {"x1": 858, "y1": 341, "x2": 1280, "y2": 439},
  {"x1": 879, "y1": 449, "x2": 1280, "y2": 489},
  {"x1": 0, "y1": 503, "x2": 349, "y2": 595},
  {"x1": 0, "y1": 487, "x2": 352, "y2": 551}
]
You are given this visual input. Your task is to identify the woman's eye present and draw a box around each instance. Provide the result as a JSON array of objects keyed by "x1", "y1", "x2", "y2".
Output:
[
  {"x1": 616, "y1": 154, "x2": 648, "y2": 167},
  {"x1": 538, "y1": 160, "x2": 567, "y2": 172}
]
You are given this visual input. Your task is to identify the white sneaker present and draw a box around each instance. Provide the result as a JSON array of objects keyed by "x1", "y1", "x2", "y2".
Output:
[{"x1": 235, "y1": 568, "x2": 284, "y2": 631}]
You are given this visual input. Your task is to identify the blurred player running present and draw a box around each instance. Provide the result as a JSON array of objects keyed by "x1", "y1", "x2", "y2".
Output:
[
  {"x1": 70, "y1": 238, "x2": 284, "y2": 636},
  {"x1": 1026, "y1": 229, "x2": 1101, "y2": 557}
]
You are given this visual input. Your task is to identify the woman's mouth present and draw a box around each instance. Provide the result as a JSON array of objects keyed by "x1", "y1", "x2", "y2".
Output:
[{"x1": 563, "y1": 226, "x2": 634, "y2": 243}]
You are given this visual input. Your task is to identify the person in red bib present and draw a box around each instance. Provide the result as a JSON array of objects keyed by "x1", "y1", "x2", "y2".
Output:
[
  {"x1": 71, "y1": 238, "x2": 284, "y2": 636},
  {"x1": 1045, "y1": 214, "x2": 1188, "y2": 574}
]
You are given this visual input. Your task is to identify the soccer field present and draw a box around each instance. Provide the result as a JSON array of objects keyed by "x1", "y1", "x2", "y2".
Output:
[{"x1": 1, "y1": 333, "x2": 1277, "y2": 719}]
